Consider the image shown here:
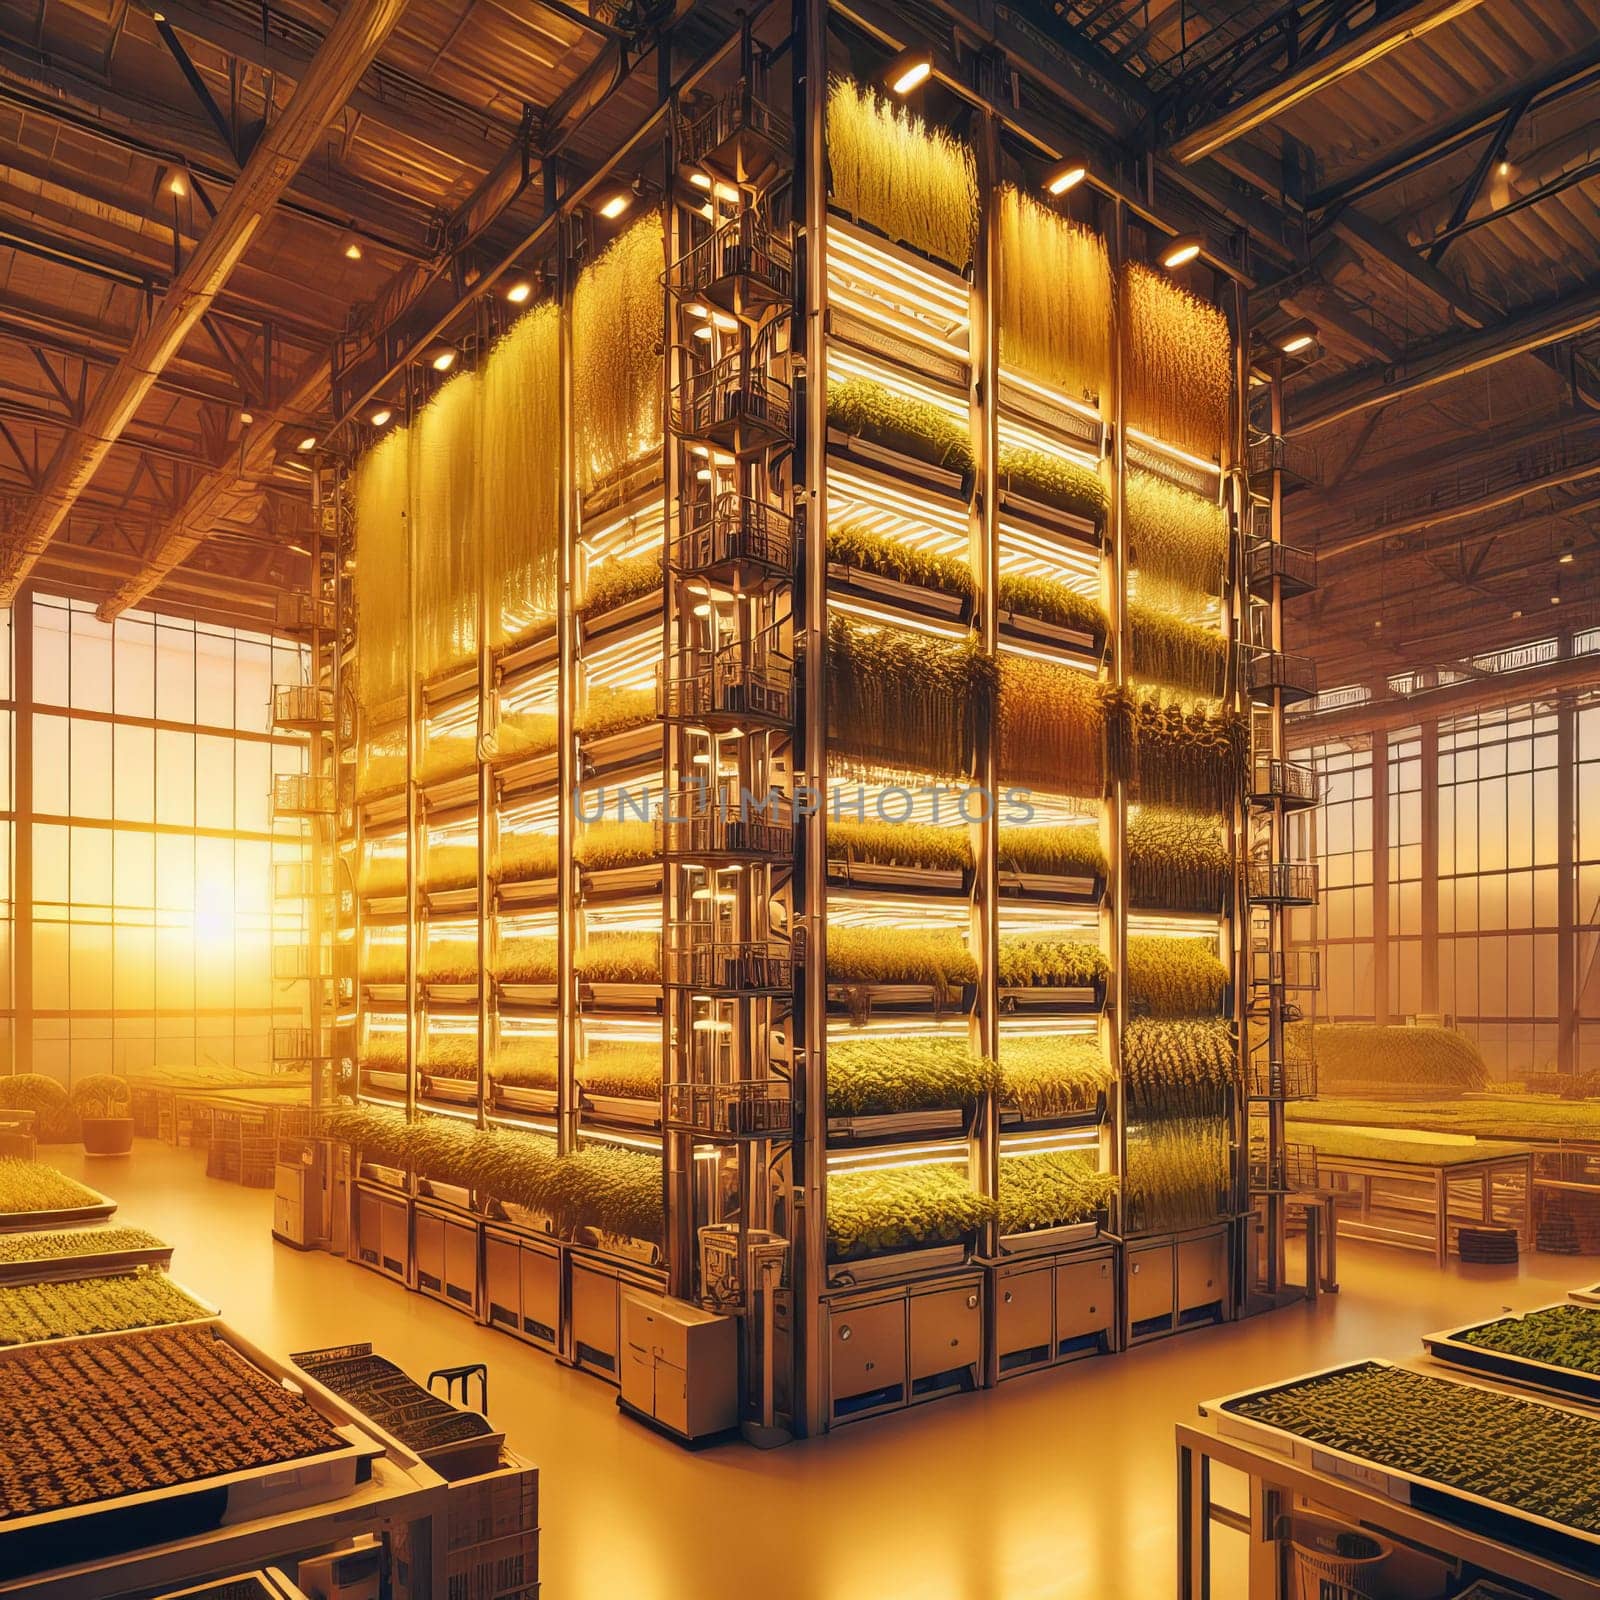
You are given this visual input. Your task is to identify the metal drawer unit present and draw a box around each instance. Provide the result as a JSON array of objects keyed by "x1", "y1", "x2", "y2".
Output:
[
  {"x1": 1126, "y1": 1224, "x2": 1234, "y2": 1345},
  {"x1": 826, "y1": 1270, "x2": 985, "y2": 1425},
  {"x1": 993, "y1": 1246, "x2": 1117, "y2": 1380}
]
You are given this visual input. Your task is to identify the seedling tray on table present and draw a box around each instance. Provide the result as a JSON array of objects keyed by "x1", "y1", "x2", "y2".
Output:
[
  {"x1": 0, "y1": 1226, "x2": 174, "y2": 1285},
  {"x1": 0, "y1": 1322, "x2": 382, "y2": 1579},
  {"x1": 1423, "y1": 1301, "x2": 1600, "y2": 1405},
  {"x1": 0, "y1": 1181, "x2": 116, "y2": 1233},
  {"x1": 1203, "y1": 1358, "x2": 1600, "y2": 1574}
]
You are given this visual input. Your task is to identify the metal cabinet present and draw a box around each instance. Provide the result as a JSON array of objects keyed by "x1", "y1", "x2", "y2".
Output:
[
  {"x1": 1177, "y1": 1230, "x2": 1230, "y2": 1323},
  {"x1": 829, "y1": 1296, "x2": 907, "y2": 1422},
  {"x1": 994, "y1": 1263, "x2": 1055, "y2": 1377},
  {"x1": 1126, "y1": 1240, "x2": 1175, "y2": 1333},
  {"x1": 1054, "y1": 1253, "x2": 1114, "y2": 1357},
  {"x1": 519, "y1": 1238, "x2": 560, "y2": 1349},
  {"x1": 444, "y1": 1213, "x2": 479, "y2": 1312},
  {"x1": 485, "y1": 1231, "x2": 521, "y2": 1331},
  {"x1": 909, "y1": 1283, "x2": 981, "y2": 1400},
  {"x1": 485, "y1": 1227, "x2": 564, "y2": 1353},
  {"x1": 355, "y1": 1184, "x2": 408, "y2": 1282},
  {"x1": 413, "y1": 1205, "x2": 477, "y2": 1313},
  {"x1": 572, "y1": 1261, "x2": 623, "y2": 1381}
]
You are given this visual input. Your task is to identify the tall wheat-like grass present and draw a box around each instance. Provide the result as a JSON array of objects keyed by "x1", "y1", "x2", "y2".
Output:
[
  {"x1": 481, "y1": 300, "x2": 559, "y2": 645},
  {"x1": 1128, "y1": 603, "x2": 1228, "y2": 701},
  {"x1": 572, "y1": 213, "x2": 664, "y2": 494},
  {"x1": 353, "y1": 428, "x2": 410, "y2": 721},
  {"x1": 1125, "y1": 469, "x2": 1229, "y2": 606},
  {"x1": 412, "y1": 371, "x2": 480, "y2": 682},
  {"x1": 1122, "y1": 262, "x2": 1233, "y2": 462},
  {"x1": 827, "y1": 76, "x2": 977, "y2": 270},
  {"x1": 998, "y1": 656, "x2": 1106, "y2": 798},
  {"x1": 997, "y1": 186, "x2": 1112, "y2": 403},
  {"x1": 827, "y1": 616, "x2": 995, "y2": 783}
]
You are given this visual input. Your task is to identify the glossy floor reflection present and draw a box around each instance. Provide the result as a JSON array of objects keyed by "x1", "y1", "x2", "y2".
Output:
[{"x1": 47, "y1": 1142, "x2": 1586, "y2": 1600}]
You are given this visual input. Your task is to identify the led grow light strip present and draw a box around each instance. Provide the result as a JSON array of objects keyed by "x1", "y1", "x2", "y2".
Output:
[
  {"x1": 999, "y1": 1128, "x2": 1100, "y2": 1157},
  {"x1": 580, "y1": 500, "x2": 667, "y2": 560},
  {"x1": 824, "y1": 892, "x2": 970, "y2": 930},
  {"x1": 827, "y1": 225, "x2": 970, "y2": 321},
  {"x1": 997, "y1": 903, "x2": 1099, "y2": 935},
  {"x1": 996, "y1": 413, "x2": 1101, "y2": 473},
  {"x1": 996, "y1": 520, "x2": 1100, "y2": 584},
  {"x1": 997, "y1": 638, "x2": 1097, "y2": 670},
  {"x1": 828, "y1": 465, "x2": 971, "y2": 548},
  {"x1": 1125, "y1": 426, "x2": 1223, "y2": 479},
  {"x1": 829, "y1": 595, "x2": 969, "y2": 639},
  {"x1": 999, "y1": 365, "x2": 1104, "y2": 429},
  {"x1": 827, "y1": 1143, "x2": 973, "y2": 1174}
]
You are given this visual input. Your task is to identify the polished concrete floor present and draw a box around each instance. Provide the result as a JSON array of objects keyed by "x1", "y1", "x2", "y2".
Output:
[{"x1": 41, "y1": 1142, "x2": 1591, "y2": 1600}]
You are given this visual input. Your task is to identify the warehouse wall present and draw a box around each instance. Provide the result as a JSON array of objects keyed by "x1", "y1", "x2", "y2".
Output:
[{"x1": 0, "y1": 591, "x2": 313, "y2": 1083}]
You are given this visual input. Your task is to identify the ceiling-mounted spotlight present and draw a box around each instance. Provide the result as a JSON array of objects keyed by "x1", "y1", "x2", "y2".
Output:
[
  {"x1": 427, "y1": 342, "x2": 457, "y2": 373},
  {"x1": 884, "y1": 47, "x2": 933, "y2": 96},
  {"x1": 370, "y1": 407, "x2": 392, "y2": 427},
  {"x1": 296, "y1": 435, "x2": 317, "y2": 452},
  {"x1": 165, "y1": 165, "x2": 190, "y2": 199},
  {"x1": 239, "y1": 410, "x2": 254, "y2": 425},
  {"x1": 689, "y1": 172, "x2": 712, "y2": 191},
  {"x1": 1512, "y1": 609, "x2": 1523, "y2": 619},
  {"x1": 337, "y1": 228, "x2": 363, "y2": 261},
  {"x1": 1551, "y1": 593, "x2": 1562, "y2": 606},
  {"x1": 1560, "y1": 549, "x2": 1575, "y2": 565},
  {"x1": 1161, "y1": 232, "x2": 1204, "y2": 270},
  {"x1": 1277, "y1": 317, "x2": 1318, "y2": 354},
  {"x1": 598, "y1": 190, "x2": 632, "y2": 220},
  {"x1": 1044, "y1": 155, "x2": 1088, "y2": 196},
  {"x1": 505, "y1": 279, "x2": 533, "y2": 304}
]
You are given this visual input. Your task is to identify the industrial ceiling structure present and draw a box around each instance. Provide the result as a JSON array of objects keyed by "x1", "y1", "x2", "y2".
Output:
[{"x1": 0, "y1": 0, "x2": 1596, "y2": 700}]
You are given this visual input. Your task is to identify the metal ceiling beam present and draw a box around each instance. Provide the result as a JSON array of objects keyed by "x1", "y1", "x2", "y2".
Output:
[
  {"x1": 1422, "y1": 153, "x2": 1600, "y2": 257},
  {"x1": 96, "y1": 356, "x2": 330, "y2": 620},
  {"x1": 1306, "y1": 38, "x2": 1600, "y2": 212},
  {"x1": 1289, "y1": 648, "x2": 1600, "y2": 740},
  {"x1": 1287, "y1": 285, "x2": 1600, "y2": 434},
  {"x1": 1317, "y1": 452, "x2": 1600, "y2": 560},
  {"x1": 145, "y1": 0, "x2": 522, "y2": 173},
  {"x1": 1169, "y1": 0, "x2": 1488, "y2": 164},
  {"x1": 0, "y1": 0, "x2": 411, "y2": 604},
  {"x1": 0, "y1": 54, "x2": 435, "y2": 260},
  {"x1": 1422, "y1": 88, "x2": 1530, "y2": 265}
]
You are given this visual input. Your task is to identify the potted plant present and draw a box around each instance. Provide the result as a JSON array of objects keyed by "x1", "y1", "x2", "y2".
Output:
[{"x1": 70, "y1": 1075, "x2": 133, "y2": 1156}]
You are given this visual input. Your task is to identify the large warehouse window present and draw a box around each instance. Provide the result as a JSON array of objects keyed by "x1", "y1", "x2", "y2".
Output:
[
  {"x1": 4, "y1": 594, "x2": 312, "y2": 1083},
  {"x1": 1295, "y1": 697, "x2": 1572, "y2": 1079}
]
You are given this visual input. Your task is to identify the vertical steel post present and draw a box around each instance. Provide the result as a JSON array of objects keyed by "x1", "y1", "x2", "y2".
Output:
[
  {"x1": 12, "y1": 590, "x2": 32, "y2": 1075},
  {"x1": 556, "y1": 215, "x2": 578, "y2": 1160},
  {"x1": 795, "y1": 0, "x2": 829, "y2": 1440},
  {"x1": 972, "y1": 83, "x2": 1001, "y2": 1262},
  {"x1": 1420, "y1": 720, "x2": 1440, "y2": 1016}
]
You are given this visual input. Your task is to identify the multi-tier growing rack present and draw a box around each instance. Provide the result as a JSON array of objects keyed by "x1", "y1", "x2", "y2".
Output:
[{"x1": 316, "y1": 0, "x2": 1299, "y2": 1443}]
